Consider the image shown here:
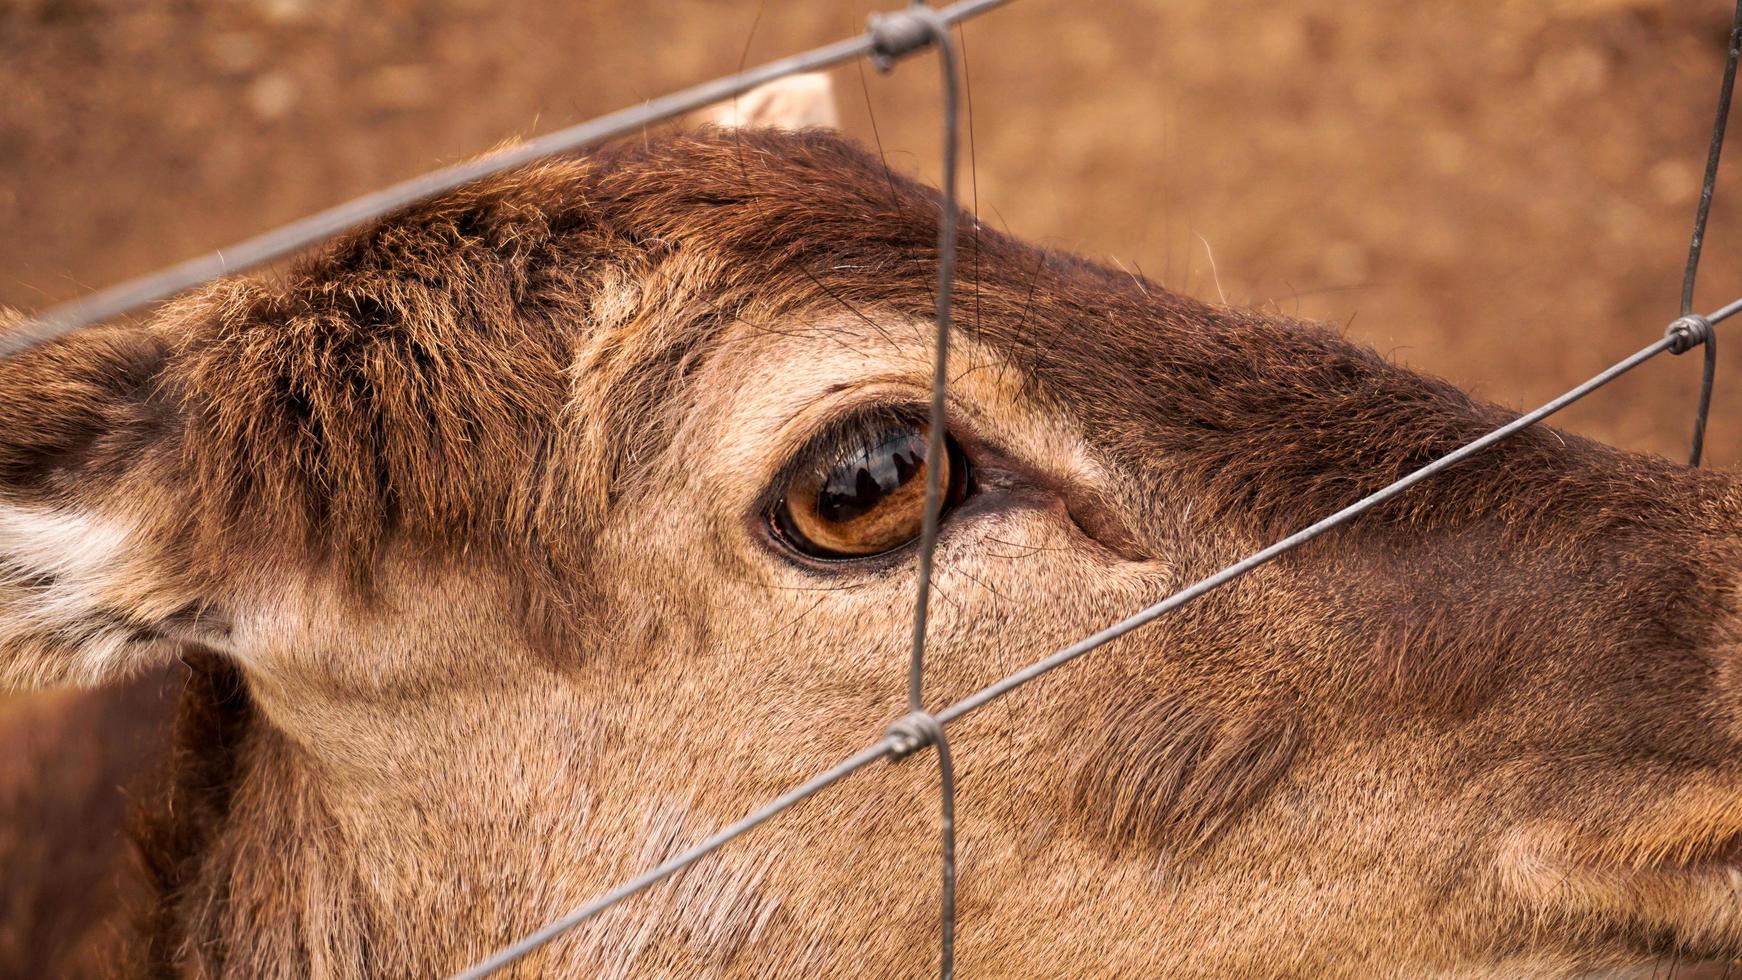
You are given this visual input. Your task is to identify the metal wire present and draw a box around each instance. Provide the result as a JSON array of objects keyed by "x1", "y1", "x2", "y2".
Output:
[
  {"x1": 0, "y1": 0, "x2": 1012, "y2": 358},
  {"x1": 447, "y1": 297, "x2": 1738, "y2": 980},
  {"x1": 897, "y1": 3, "x2": 959, "y2": 719},
  {"x1": 443, "y1": 6, "x2": 972, "y2": 977},
  {"x1": 1681, "y1": 0, "x2": 1742, "y2": 466},
  {"x1": 935, "y1": 326, "x2": 1720, "y2": 725},
  {"x1": 877, "y1": 5, "x2": 963, "y2": 975},
  {"x1": 442, "y1": 6, "x2": 1742, "y2": 978},
  {"x1": 14, "y1": 1, "x2": 1737, "y2": 976},
  {"x1": 447, "y1": 739, "x2": 900, "y2": 980},
  {"x1": 886, "y1": 710, "x2": 958, "y2": 979}
]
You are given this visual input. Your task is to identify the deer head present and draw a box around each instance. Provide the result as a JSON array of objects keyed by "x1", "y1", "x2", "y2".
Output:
[{"x1": 3, "y1": 79, "x2": 1740, "y2": 978}]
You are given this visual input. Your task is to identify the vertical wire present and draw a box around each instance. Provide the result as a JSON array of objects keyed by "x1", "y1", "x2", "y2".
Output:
[
  {"x1": 1682, "y1": 0, "x2": 1742, "y2": 465},
  {"x1": 931, "y1": 731, "x2": 958, "y2": 980},
  {"x1": 906, "y1": 15, "x2": 961, "y2": 714},
  {"x1": 889, "y1": 8, "x2": 962, "y2": 978}
]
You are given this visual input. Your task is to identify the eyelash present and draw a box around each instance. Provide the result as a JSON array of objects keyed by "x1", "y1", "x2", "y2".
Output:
[
  {"x1": 760, "y1": 404, "x2": 969, "y2": 565},
  {"x1": 762, "y1": 406, "x2": 925, "y2": 510}
]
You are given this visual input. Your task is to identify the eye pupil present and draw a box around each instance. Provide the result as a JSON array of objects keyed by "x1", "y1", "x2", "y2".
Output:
[
  {"x1": 817, "y1": 433, "x2": 920, "y2": 524},
  {"x1": 773, "y1": 420, "x2": 970, "y2": 560}
]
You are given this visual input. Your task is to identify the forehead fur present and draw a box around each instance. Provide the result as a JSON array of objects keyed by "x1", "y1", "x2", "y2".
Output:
[
  {"x1": 130, "y1": 128, "x2": 1735, "y2": 618},
  {"x1": 150, "y1": 131, "x2": 968, "y2": 589}
]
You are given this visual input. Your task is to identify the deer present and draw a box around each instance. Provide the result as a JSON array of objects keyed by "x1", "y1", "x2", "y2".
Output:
[{"x1": 1, "y1": 74, "x2": 1739, "y2": 979}]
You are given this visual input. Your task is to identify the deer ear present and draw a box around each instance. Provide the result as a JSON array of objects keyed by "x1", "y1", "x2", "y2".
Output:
[
  {"x1": 0, "y1": 319, "x2": 218, "y2": 691},
  {"x1": 700, "y1": 72, "x2": 840, "y2": 130}
]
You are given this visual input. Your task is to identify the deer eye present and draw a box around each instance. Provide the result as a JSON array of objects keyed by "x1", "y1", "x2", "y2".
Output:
[{"x1": 771, "y1": 416, "x2": 971, "y2": 560}]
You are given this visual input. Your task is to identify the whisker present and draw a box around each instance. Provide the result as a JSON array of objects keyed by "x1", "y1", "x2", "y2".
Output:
[
  {"x1": 1195, "y1": 231, "x2": 1227, "y2": 306},
  {"x1": 721, "y1": 573, "x2": 876, "y2": 596},
  {"x1": 957, "y1": 21, "x2": 982, "y2": 343},
  {"x1": 799, "y1": 265, "x2": 899, "y2": 353},
  {"x1": 766, "y1": 595, "x2": 828, "y2": 641},
  {"x1": 741, "y1": 321, "x2": 871, "y2": 358},
  {"x1": 1016, "y1": 251, "x2": 1058, "y2": 394},
  {"x1": 951, "y1": 565, "x2": 1009, "y2": 601},
  {"x1": 1111, "y1": 256, "x2": 1151, "y2": 300},
  {"x1": 856, "y1": 58, "x2": 907, "y2": 216},
  {"x1": 948, "y1": 358, "x2": 1005, "y2": 385},
  {"x1": 984, "y1": 535, "x2": 1075, "y2": 556},
  {"x1": 730, "y1": 0, "x2": 769, "y2": 188},
  {"x1": 928, "y1": 575, "x2": 963, "y2": 613}
]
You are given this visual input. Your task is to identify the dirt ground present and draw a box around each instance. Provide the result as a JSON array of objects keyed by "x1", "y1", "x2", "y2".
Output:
[{"x1": 2, "y1": 0, "x2": 1740, "y2": 463}]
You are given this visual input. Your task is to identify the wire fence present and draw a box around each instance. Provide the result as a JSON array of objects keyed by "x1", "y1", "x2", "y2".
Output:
[
  {"x1": 6, "y1": 1, "x2": 1742, "y2": 977},
  {"x1": 453, "y1": 4, "x2": 1742, "y2": 975}
]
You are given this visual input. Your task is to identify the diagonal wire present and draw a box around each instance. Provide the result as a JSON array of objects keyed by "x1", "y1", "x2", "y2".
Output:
[
  {"x1": 446, "y1": 294, "x2": 1742, "y2": 979},
  {"x1": 446, "y1": 740, "x2": 899, "y2": 980},
  {"x1": 936, "y1": 306, "x2": 1736, "y2": 724},
  {"x1": 0, "y1": 0, "x2": 1012, "y2": 358},
  {"x1": 21, "y1": 0, "x2": 1724, "y2": 975},
  {"x1": 1681, "y1": 0, "x2": 1742, "y2": 466},
  {"x1": 443, "y1": 5, "x2": 1742, "y2": 976}
]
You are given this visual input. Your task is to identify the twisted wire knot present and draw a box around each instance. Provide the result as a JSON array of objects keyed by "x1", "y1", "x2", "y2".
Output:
[
  {"x1": 1666, "y1": 313, "x2": 1714, "y2": 355},
  {"x1": 886, "y1": 710, "x2": 947, "y2": 760},
  {"x1": 867, "y1": 5, "x2": 948, "y2": 72}
]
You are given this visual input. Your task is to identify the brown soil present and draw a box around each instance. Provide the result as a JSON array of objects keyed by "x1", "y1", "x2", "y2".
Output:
[{"x1": 2, "y1": 0, "x2": 1740, "y2": 462}]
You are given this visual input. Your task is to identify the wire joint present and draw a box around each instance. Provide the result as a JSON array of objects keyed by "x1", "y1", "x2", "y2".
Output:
[
  {"x1": 1667, "y1": 313, "x2": 1715, "y2": 355},
  {"x1": 886, "y1": 711, "x2": 947, "y2": 760},
  {"x1": 868, "y1": 5, "x2": 949, "y2": 72}
]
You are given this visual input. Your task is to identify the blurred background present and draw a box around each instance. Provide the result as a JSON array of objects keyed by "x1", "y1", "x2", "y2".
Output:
[{"x1": 2, "y1": 0, "x2": 1740, "y2": 463}]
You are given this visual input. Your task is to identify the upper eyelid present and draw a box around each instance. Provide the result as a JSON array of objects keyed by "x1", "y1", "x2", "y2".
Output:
[
  {"x1": 743, "y1": 379, "x2": 1018, "y2": 525},
  {"x1": 755, "y1": 404, "x2": 927, "y2": 515},
  {"x1": 804, "y1": 409, "x2": 925, "y2": 472}
]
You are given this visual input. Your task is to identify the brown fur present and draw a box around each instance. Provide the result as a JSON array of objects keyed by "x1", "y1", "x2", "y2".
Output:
[{"x1": 2, "y1": 127, "x2": 1740, "y2": 977}]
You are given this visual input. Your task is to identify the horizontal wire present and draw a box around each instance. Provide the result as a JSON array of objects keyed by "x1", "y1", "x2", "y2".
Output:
[
  {"x1": 0, "y1": 0, "x2": 1012, "y2": 359},
  {"x1": 447, "y1": 298, "x2": 1738, "y2": 979}
]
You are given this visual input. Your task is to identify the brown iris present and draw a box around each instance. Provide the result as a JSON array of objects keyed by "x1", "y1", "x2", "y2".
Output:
[{"x1": 772, "y1": 420, "x2": 970, "y2": 559}]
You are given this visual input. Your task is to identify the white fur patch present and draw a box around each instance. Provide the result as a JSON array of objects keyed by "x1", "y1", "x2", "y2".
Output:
[{"x1": 0, "y1": 502, "x2": 140, "y2": 683}]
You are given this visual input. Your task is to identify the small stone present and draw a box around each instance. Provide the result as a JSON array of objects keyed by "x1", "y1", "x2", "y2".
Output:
[
  {"x1": 245, "y1": 71, "x2": 299, "y2": 121},
  {"x1": 1648, "y1": 158, "x2": 1701, "y2": 206}
]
